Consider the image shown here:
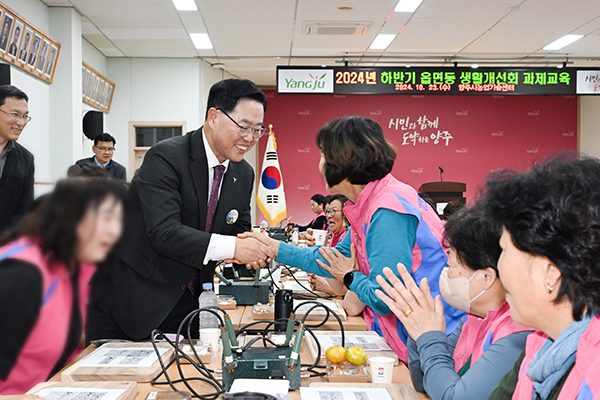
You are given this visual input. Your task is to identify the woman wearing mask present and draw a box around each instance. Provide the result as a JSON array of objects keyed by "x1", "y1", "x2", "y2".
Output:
[
  {"x1": 375, "y1": 204, "x2": 531, "y2": 400},
  {"x1": 483, "y1": 157, "x2": 600, "y2": 400},
  {"x1": 239, "y1": 116, "x2": 464, "y2": 362},
  {"x1": 0, "y1": 178, "x2": 126, "y2": 394}
]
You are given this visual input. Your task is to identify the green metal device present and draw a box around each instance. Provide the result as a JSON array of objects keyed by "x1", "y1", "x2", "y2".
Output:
[
  {"x1": 221, "y1": 346, "x2": 301, "y2": 391},
  {"x1": 219, "y1": 280, "x2": 270, "y2": 305}
]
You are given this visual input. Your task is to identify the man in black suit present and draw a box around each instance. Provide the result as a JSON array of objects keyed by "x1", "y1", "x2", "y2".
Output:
[
  {"x1": 75, "y1": 133, "x2": 127, "y2": 181},
  {"x1": 87, "y1": 79, "x2": 274, "y2": 341},
  {"x1": 0, "y1": 85, "x2": 34, "y2": 234}
]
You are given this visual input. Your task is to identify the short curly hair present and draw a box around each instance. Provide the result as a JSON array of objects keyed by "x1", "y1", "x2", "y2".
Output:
[
  {"x1": 316, "y1": 116, "x2": 396, "y2": 187},
  {"x1": 444, "y1": 203, "x2": 502, "y2": 274},
  {"x1": 483, "y1": 155, "x2": 600, "y2": 320}
]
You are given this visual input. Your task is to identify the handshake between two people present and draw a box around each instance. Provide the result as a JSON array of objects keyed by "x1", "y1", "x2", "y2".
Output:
[{"x1": 223, "y1": 231, "x2": 281, "y2": 270}]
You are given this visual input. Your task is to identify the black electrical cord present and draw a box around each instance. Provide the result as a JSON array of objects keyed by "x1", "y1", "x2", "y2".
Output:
[
  {"x1": 150, "y1": 307, "x2": 228, "y2": 399},
  {"x1": 281, "y1": 265, "x2": 336, "y2": 300}
]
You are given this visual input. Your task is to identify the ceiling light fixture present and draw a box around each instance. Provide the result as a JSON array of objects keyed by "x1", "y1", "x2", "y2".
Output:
[
  {"x1": 471, "y1": 64, "x2": 479, "y2": 69},
  {"x1": 394, "y1": 0, "x2": 423, "y2": 12},
  {"x1": 171, "y1": 0, "x2": 197, "y2": 11},
  {"x1": 369, "y1": 34, "x2": 396, "y2": 50},
  {"x1": 543, "y1": 34, "x2": 583, "y2": 51},
  {"x1": 190, "y1": 33, "x2": 213, "y2": 49}
]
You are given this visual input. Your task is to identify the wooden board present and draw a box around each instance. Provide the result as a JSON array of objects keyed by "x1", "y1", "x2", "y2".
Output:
[
  {"x1": 305, "y1": 330, "x2": 399, "y2": 365},
  {"x1": 28, "y1": 381, "x2": 138, "y2": 400},
  {"x1": 239, "y1": 306, "x2": 367, "y2": 331},
  {"x1": 308, "y1": 382, "x2": 420, "y2": 400},
  {"x1": 61, "y1": 343, "x2": 174, "y2": 383},
  {"x1": 295, "y1": 299, "x2": 347, "y2": 321}
]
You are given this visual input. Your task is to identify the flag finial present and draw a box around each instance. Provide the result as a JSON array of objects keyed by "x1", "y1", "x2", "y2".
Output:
[{"x1": 268, "y1": 124, "x2": 277, "y2": 150}]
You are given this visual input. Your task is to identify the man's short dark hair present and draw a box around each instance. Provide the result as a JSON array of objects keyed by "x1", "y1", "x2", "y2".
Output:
[
  {"x1": 205, "y1": 79, "x2": 267, "y2": 120},
  {"x1": 94, "y1": 133, "x2": 116, "y2": 146},
  {"x1": 316, "y1": 116, "x2": 396, "y2": 187},
  {"x1": 0, "y1": 85, "x2": 28, "y2": 107}
]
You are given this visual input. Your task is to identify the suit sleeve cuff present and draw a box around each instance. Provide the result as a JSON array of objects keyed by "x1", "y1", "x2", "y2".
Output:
[{"x1": 203, "y1": 234, "x2": 237, "y2": 265}]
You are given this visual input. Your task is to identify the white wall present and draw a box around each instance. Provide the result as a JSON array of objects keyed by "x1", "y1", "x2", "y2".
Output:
[
  {"x1": 4, "y1": 0, "x2": 51, "y2": 185},
  {"x1": 579, "y1": 96, "x2": 600, "y2": 159}
]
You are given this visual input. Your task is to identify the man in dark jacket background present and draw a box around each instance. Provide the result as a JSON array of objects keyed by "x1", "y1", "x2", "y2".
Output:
[{"x1": 76, "y1": 132, "x2": 127, "y2": 181}]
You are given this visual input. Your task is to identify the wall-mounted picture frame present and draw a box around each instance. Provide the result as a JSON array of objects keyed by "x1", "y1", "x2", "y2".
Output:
[
  {"x1": 6, "y1": 18, "x2": 23, "y2": 59},
  {"x1": 82, "y1": 61, "x2": 115, "y2": 113},
  {"x1": 18, "y1": 26, "x2": 33, "y2": 64},
  {"x1": 0, "y1": 2, "x2": 61, "y2": 83}
]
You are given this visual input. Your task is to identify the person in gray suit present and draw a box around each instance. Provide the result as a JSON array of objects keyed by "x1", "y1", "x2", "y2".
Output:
[{"x1": 87, "y1": 79, "x2": 275, "y2": 341}]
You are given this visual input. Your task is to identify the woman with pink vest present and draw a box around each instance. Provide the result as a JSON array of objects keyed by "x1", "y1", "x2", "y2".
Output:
[
  {"x1": 239, "y1": 116, "x2": 465, "y2": 362},
  {"x1": 0, "y1": 177, "x2": 126, "y2": 394},
  {"x1": 376, "y1": 203, "x2": 532, "y2": 400},
  {"x1": 482, "y1": 157, "x2": 600, "y2": 400}
]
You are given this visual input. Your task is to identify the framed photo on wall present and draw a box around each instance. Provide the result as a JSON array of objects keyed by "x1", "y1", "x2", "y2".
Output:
[
  {"x1": 27, "y1": 32, "x2": 41, "y2": 68},
  {"x1": 0, "y1": 12, "x2": 14, "y2": 53},
  {"x1": 6, "y1": 18, "x2": 23, "y2": 58},
  {"x1": 18, "y1": 26, "x2": 33, "y2": 64},
  {"x1": 0, "y1": 1, "x2": 61, "y2": 83},
  {"x1": 82, "y1": 61, "x2": 115, "y2": 113},
  {"x1": 36, "y1": 38, "x2": 49, "y2": 73}
]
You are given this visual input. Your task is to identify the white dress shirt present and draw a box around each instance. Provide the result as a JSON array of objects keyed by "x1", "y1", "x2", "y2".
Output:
[{"x1": 202, "y1": 128, "x2": 237, "y2": 264}]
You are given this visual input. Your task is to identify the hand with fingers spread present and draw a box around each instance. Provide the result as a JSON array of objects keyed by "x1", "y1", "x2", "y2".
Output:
[
  {"x1": 317, "y1": 243, "x2": 358, "y2": 281},
  {"x1": 375, "y1": 263, "x2": 446, "y2": 341}
]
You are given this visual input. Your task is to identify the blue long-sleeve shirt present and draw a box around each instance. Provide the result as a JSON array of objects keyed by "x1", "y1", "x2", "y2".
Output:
[
  {"x1": 407, "y1": 322, "x2": 531, "y2": 400},
  {"x1": 276, "y1": 208, "x2": 418, "y2": 316}
]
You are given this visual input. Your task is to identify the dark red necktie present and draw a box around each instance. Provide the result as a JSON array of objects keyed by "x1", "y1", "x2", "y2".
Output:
[{"x1": 188, "y1": 164, "x2": 225, "y2": 296}]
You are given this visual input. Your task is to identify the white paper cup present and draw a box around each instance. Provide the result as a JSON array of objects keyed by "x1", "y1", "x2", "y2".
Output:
[
  {"x1": 312, "y1": 229, "x2": 328, "y2": 246},
  {"x1": 199, "y1": 328, "x2": 221, "y2": 355},
  {"x1": 369, "y1": 356, "x2": 395, "y2": 383}
]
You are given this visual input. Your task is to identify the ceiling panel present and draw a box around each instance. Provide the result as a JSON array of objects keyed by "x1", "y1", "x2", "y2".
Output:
[{"x1": 38, "y1": 0, "x2": 600, "y2": 84}]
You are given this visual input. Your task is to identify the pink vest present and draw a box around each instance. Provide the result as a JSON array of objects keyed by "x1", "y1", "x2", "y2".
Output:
[
  {"x1": 329, "y1": 228, "x2": 347, "y2": 248},
  {"x1": 343, "y1": 174, "x2": 462, "y2": 362},
  {"x1": 0, "y1": 237, "x2": 96, "y2": 394},
  {"x1": 452, "y1": 301, "x2": 531, "y2": 372},
  {"x1": 513, "y1": 314, "x2": 600, "y2": 400}
]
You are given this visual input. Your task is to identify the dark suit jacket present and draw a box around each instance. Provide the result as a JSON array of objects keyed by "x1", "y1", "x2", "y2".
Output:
[
  {"x1": 92, "y1": 128, "x2": 253, "y2": 339},
  {"x1": 75, "y1": 157, "x2": 127, "y2": 181},
  {"x1": 0, "y1": 142, "x2": 34, "y2": 233}
]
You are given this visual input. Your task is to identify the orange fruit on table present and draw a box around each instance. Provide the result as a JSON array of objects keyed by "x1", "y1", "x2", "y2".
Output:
[
  {"x1": 345, "y1": 346, "x2": 368, "y2": 366},
  {"x1": 326, "y1": 346, "x2": 346, "y2": 364}
]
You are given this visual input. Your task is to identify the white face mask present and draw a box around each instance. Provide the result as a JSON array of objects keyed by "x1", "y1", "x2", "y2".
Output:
[{"x1": 439, "y1": 267, "x2": 486, "y2": 314}]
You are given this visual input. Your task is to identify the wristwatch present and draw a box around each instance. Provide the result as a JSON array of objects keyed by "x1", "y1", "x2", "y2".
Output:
[{"x1": 343, "y1": 270, "x2": 357, "y2": 289}]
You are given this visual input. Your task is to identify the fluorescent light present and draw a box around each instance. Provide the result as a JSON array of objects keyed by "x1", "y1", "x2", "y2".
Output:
[
  {"x1": 471, "y1": 64, "x2": 479, "y2": 69},
  {"x1": 543, "y1": 34, "x2": 583, "y2": 50},
  {"x1": 171, "y1": 0, "x2": 197, "y2": 11},
  {"x1": 370, "y1": 34, "x2": 396, "y2": 50},
  {"x1": 190, "y1": 33, "x2": 212, "y2": 49},
  {"x1": 394, "y1": 0, "x2": 423, "y2": 12}
]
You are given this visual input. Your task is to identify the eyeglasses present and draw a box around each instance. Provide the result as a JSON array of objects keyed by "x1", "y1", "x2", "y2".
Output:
[
  {"x1": 325, "y1": 209, "x2": 342, "y2": 217},
  {"x1": 217, "y1": 108, "x2": 268, "y2": 139},
  {"x1": 95, "y1": 146, "x2": 116, "y2": 153},
  {"x1": 0, "y1": 109, "x2": 31, "y2": 123}
]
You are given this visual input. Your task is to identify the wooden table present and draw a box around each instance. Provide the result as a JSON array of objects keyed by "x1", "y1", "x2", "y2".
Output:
[
  {"x1": 50, "y1": 339, "x2": 428, "y2": 400},
  {"x1": 238, "y1": 306, "x2": 367, "y2": 332}
]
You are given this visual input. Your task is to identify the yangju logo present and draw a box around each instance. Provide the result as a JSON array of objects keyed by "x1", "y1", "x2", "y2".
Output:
[{"x1": 285, "y1": 72, "x2": 328, "y2": 91}]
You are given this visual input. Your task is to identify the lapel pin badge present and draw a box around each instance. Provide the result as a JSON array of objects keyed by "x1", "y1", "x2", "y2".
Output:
[
  {"x1": 226, "y1": 209, "x2": 239, "y2": 225},
  {"x1": 233, "y1": 177, "x2": 237, "y2": 183}
]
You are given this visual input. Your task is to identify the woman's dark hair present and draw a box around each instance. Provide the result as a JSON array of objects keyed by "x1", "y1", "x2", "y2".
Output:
[
  {"x1": 444, "y1": 203, "x2": 502, "y2": 273},
  {"x1": 0, "y1": 177, "x2": 128, "y2": 274},
  {"x1": 326, "y1": 194, "x2": 349, "y2": 207},
  {"x1": 67, "y1": 163, "x2": 109, "y2": 178},
  {"x1": 443, "y1": 200, "x2": 464, "y2": 220},
  {"x1": 205, "y1": 78, "x2": 267, "y2": 119},
  {"x1": 316, "y1": 116, "x2": 396, "y2": 187},
  {"x1": 482, "y1": 155, "x2": 600, "y2": 320},
  {"x1": 310, "y1": 194, "x2": 326, "y2": 206}
]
